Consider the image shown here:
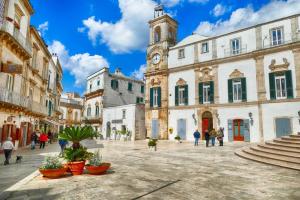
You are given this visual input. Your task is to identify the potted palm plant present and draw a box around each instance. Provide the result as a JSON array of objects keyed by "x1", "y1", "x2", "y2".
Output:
[
  {"x1": 148, "y1": 138, "x2": 158, "y2": 151},
  {"x1": 39, "y1": 156, "x2": 66, "y2": 178},
  {"x1": 85, "y1": 150, "x2": 111, "y2": 175},
  {"x1": 174, "y1": 135, "x2": 181, "y2": 143},
  {"x1": 59, "y1": 126, "x2": 96, "y2": 175}
]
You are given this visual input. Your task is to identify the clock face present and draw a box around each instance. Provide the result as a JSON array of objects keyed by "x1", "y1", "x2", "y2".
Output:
[{"x1": 152, "y1": 53, "x2": 161, "y2": 65}]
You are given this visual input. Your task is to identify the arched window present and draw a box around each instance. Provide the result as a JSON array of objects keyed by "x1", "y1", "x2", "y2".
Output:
[
  {"x1": 154, "y1": 26, "x2": 161, "y2": 43},
  {"x1": 95, "y1": 105, "x2": 99, "y2": 116},
  {"x1": 87, "y1": 104, "x2": 91, "y2": 117}
]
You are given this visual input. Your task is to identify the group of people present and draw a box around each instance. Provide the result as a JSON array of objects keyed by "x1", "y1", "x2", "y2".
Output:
[{"x1": 193, "y1": 127, "x2": 224, "y2": 147}]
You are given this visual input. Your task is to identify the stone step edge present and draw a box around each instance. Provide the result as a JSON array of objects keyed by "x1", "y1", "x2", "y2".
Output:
[
  {"x1": 290, "y1": 134, "x2": 300, "y2": 138},
  {"x1": 235, "y1": 149, "x2": 300, "y2": 171},
  {"x1": 257, "y1": 144, "x2": 300, "y2": 153},
  {"x1": 250, "y1": 146, "x2": 300, "y2": 158},
  {"x1": 266, "y1": 141, "x2": 300, "y2": 149},
  {"x1": 274, "y1": 138, "x2": 300, "y2": 144},
  {"x1": 281, "y1": 136, "x2": 300, "y2": 141},
  {"x1": 242, "y1": 148, "x2": 300, "y2": 164}
]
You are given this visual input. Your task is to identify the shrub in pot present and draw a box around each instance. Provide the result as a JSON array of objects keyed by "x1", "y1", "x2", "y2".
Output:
[
  {"x1": 39, "y1": 156, "x2": 66, "y2": 178},
  {"x1": 175, "y1": 135, "x2": 181, "y2": 143},
  {"x1": 86, "y1": 150, "x2": 111, "y2": 175},
  {"x1": 59, "y1": 126, "x2": 96, "y2": 175},
  {"x1": 148, "y1": 138, "x2": 158, "y2": 151}
]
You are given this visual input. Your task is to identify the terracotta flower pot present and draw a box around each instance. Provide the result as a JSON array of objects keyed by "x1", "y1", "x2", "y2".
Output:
[
  {"x1": 67, "y1": 161, "x2": 86, "y2": 175},
  {"x1": 85, "y1": 163, "x2": 111, "y2": 175},
  {"x1": 39, "y1": 168, "x2": 67, "y2": 179}
]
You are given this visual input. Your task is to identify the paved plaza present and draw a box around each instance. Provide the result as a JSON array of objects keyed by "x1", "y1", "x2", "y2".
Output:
[{"x1": 1, "y1": 140, "x2": 300, "y2": 200}]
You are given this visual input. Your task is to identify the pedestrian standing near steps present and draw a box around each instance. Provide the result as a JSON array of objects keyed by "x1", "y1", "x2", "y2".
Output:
[
  {"x1": 193, "y1": 129, "x2": 201, "y2": 146},
  {"x1": 204, "y1": 129, "x2": 210, "y2": 147},
  {"x1": 2, "y1": 137, "x2": 15, "y2": 165}
]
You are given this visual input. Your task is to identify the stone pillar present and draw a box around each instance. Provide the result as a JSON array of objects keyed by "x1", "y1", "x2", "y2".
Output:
[
  {"x1": 292, "y1": 48, "x2": 300, "y2": 98},
  {"x1": 213, "y1": 65, "x2": 219, "y2": 104},
  {"x1": 194, "y1": 68, "x2": 199, "y2": 104},
  {"x1": 255, "y1": 55, "x2": 267, "y2": 101},
  {"x1": 255, "y1": 26, "x2": 262, "y2": 50},
  {"x1": 194, "y1": 43, "x2": 199, "y2": 63},
  {"x1": 212, "y1": 39, "x2": 217, "y2": 59},
  {"x1": 291, "y1": 17, "x2": 299, "y2": 42},
  {"x1": 258, "y1": 104, "x2": 264, "y2": 142}
]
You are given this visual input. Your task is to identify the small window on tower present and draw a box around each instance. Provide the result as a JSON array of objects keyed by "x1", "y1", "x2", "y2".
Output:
[
  {"x1": 178, "y1": 48, "x2": 185, "y2": 59},
  {"x1": 154, "y1": 26, "x2": 161, "y2": 43}
]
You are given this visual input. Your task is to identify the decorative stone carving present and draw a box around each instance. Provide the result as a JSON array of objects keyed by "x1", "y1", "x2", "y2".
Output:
[
  {"x1": 229, "y1": 69, "x2": 244, "y2": 79},
  {"x1": 199, "y1": 66, "x2": 213, "y2": 82},
  {"x1": 176, "y1": 78, "x2": 186, "y2": 86},
  {"x1": 151, "y1": 78, "x2": 161, "y2": 86},
  {"x1": 269, "y1": 58, "x2": 289, "y2": 72}
]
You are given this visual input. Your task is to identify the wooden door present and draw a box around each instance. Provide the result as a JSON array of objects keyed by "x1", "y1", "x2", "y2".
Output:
[
  {"x1": 275, "y1": 118, "x2": 291, "y2": 138},
  {"x1": 152, "y1": 119, "x2": 159, "y2": 138},
  {"x1": 233, "y1": 119, "x2": 244, "y2": 141},
  {"x1": 177, "y1": 119, "x2": 186, "y2": 140}
]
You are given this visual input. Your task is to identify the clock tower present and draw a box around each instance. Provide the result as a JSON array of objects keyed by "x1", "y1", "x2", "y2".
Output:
[{"x1": 145, "y1": 5, "x2": 178, "y2": 139}]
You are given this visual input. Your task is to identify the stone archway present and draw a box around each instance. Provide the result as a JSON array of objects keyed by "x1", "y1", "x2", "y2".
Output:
[{"x1": 197, "y1": 108, "x2": 218, "y2": 139}]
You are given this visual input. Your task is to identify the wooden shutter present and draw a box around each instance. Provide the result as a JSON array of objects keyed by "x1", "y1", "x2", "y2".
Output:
[
  {"x1": 199, "y1": 82, "x2": 203, "y2": 104},
  {"x1": 184, "y1": 85, "x2": 188, "y2": 105},
  {"x1": 269, "y1": 73, "x2": 276, "y2": 100},
  {"x1": 175, "y1": 86, "x2": 179, "y2": 106},
  {"x1": 150, "y1": 88, "x2": 153, "y2": 108},
  {"x1": 141, "y1": 85, "x2": 144, "y2": 93},
  {"x1": 228, "y1": 120, "x2": 233, "y2": 142},
  {"x1": 116, "y1": 80, "x2": 119, "y2": 89},
  {"x1": 209, "y1": 81, "x2": 214, "y2": 103},
  {"x1": 228, "y1": 79, "x2": 233, "y2": 103},
  {"x1": 157, "y1": 87, "x2": 161, "y2": 107},
  {"x1": 244, "y1": 119, "x2": 250, "y2": 142},
  {"x1": 285, "y1": 70, "x2": 293, "y2": 99},
  {"x1": 111, "y1": 80, "x2": 114, "y2": 88},
  {"x1": 241, "y1": 78, "x2": 247, "y2": 102}
]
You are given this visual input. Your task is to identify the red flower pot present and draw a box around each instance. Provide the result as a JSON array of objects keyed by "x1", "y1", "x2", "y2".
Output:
[
  {"x1": 85, "y1": 163, "x2": 111, "y2": 175},
  {"x1": 39, "y1": 168, "x2": 67, "y2": 179},
  {"x1": 67, "y1": 161, "x2": 86, "y2": 175}
]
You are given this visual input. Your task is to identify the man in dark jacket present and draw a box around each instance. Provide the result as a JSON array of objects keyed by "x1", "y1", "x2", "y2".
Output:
[
  {"x1": 30, "y1": 131, "x2": 38, "y2": 150},
  {"x1": 193, "y1": 130, "x2": 201, "y2": 146},
  {"x1": 204, "y1": 129, "x2": 210, "y2": 147}
]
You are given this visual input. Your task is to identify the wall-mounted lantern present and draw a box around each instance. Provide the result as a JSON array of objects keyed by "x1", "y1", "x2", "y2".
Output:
[
  {"x1": 215, "y1": 112, "x2": 220, "y2": 125},
  {"x1": 249, "y1": 112, "x2": 254, "y2": 126}
]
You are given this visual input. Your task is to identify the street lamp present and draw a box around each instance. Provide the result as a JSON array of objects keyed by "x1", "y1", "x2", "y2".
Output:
[{"x1": 249, "y1": 112, "x2": 254, "y2": 126}]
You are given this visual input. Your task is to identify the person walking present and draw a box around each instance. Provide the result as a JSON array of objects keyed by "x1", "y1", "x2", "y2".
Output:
[
  {"x1": 217, "y1": 127, "x2": 224, "y2": 146},
  {"x1": 193, "y1": 129, "x2": 201, "y2": 146},
  {"x1": 58, "y1": 138, "x2": 68, "y2": 155},
  {"x1": 204, "y1": 129, "x2": 210, "y2": 147},
  {"x1": 39, "y1": 132, "x2": 48, "y2": 149},
  {"x1": 2, "y1": 137, "x2": 15, "y2": 165},
  {"x1": 30, "y1": 131, "x2": 38, "y2": 150},
  {"x1": 47, "y1": 130, "x2": 52, "y2": 144},
  {"x1": 210, "y1": 128, "x2": 217, "y2": 146}
]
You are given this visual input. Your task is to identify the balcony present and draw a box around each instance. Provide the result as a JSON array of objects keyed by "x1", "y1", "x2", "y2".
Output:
[
  {"x1": 60, "y1": 98, "x2": 83, "y2": 109},
  {"x1": 83, "y1": 115, "x2": 102, "y2": 124},
  {"x1": 262, "y1": 33, "x2": 300, "y2": 49},
  {"x1": 28, "y1": 100, "x2": 48, "y2": 116},
  {"x1": 223, "y1": 45, "x2": 248, "y2": 58},
  {"x1": 0, "y1": 87, "x2": 28, "y2": 109},
  {"x1": 0, "y1": 20, "x2": 32, "y2": 56}
]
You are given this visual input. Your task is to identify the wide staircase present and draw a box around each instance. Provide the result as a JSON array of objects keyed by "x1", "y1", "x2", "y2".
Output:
[{"x1": 235, "y1": 133, "x2": 300, "y2": 170}]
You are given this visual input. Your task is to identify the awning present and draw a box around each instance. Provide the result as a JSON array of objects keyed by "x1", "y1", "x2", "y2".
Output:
[{"x1": 40, "y1": 118, "x2": 61, "y2": 126}]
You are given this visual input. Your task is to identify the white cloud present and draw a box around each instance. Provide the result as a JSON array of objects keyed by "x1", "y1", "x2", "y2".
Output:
[
  {"x1": 195, "y1": 0, "x2": 300, "y2": 36},
  {"x1": 38, "y1": 21, "x2": 48, "y2": 36},
  {"x1": 161, "y1": 0, "x2": 182, "y2": 7},
  {"x1": 81, "y1": 0, "x2": 156, "y2": 54},
  {"x1": 131, "y1": 64, "x2": 147, "y2": 80},
  {"x1": 48, "y1": 40, "x2": 109, "y2": 86},
  {"x1": 211, "y1": 3, "x2": 227, "y2": 17}
]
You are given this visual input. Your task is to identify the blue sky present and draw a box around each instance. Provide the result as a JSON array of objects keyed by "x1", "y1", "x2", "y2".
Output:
[{"x1": 29, "y1": 0, "x2": 300, "y2": 94}]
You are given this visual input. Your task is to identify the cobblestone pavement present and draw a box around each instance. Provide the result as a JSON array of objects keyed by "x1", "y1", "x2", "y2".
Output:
[{"x1": 1, "y1": 140, "x2": 300, "y2": 200}]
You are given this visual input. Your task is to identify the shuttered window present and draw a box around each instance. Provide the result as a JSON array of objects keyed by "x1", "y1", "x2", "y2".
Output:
[
  {"x1": 111, "y1": 80, "x2": 119, "y2": 90},
  {"x1": 128, "y1": 82, "x2": 133, "y2": 91},
  {"x1": 175, "y1": 85, "x2": 188, "y2": 106},
  {"x1": 228, "y1": 78, "x2": 247, "y2": 103},
  {"x1": 270, "y1": 70, "x2": 293, "y2": 100},
  {"x1": 199, "y1": 81, "x2": 214, "y2": 104},
  {"x1": 141, "y1": 85, "x2": 144, "y2": 94},
  {"x1": 150, "y1": 87, "x2": 161, "y2": 108}
]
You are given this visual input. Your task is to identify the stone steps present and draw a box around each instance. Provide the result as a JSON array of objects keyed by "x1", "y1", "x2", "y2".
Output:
[
  {"x1": 250, "y1": 146, "x2": 300, "y2": 158},
  {"x1": 273, "y1": 138, "x2": 300, "y2": 145},
  {"x1": 257, "y1": 143, "x2": 300, "y2": 153},
  {"x1": 281, "y1": 136, "x2": 300, "y2": 141},
  {"x1": 235, "y1": 149, "x2": 300, "y2": 171},
  {"x1": 235, "y1": 134, "x2": 300, "y2": 171}
]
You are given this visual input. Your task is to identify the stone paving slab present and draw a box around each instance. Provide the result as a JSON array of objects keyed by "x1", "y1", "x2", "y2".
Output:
[{"x1": 1, "y1": 140, "x2": 300, "y2": 200}]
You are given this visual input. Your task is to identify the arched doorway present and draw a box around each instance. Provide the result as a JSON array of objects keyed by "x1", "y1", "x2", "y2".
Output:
[{"x1": 202, "y1": 111, "x2": 213, "y2": 139}]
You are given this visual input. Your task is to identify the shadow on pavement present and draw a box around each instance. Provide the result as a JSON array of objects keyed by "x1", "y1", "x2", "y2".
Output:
[{"x1": 0, "y1": 188, "x2": 60, "y2": 200}]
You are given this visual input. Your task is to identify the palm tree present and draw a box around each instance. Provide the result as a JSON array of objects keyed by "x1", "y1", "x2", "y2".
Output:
[{"x1": 59, "y1": 126, "x2": 97, "y2": 149}]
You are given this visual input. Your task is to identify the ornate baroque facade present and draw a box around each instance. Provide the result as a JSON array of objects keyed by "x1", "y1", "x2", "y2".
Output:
[{"x1": 145, "y1": 7, "x2": 300, "y2": 143}]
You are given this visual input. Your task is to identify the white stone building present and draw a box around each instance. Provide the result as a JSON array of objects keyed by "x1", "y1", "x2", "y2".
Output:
[
  {"x1": 102, "y1": 104, "x2": 146, "y2": 140},
  {"x1": 83, "y1": 67, "x2": 145, "y2": 134},
  {"x1": 145, "y1": 7, "x2": 300, "y2": 143}
]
